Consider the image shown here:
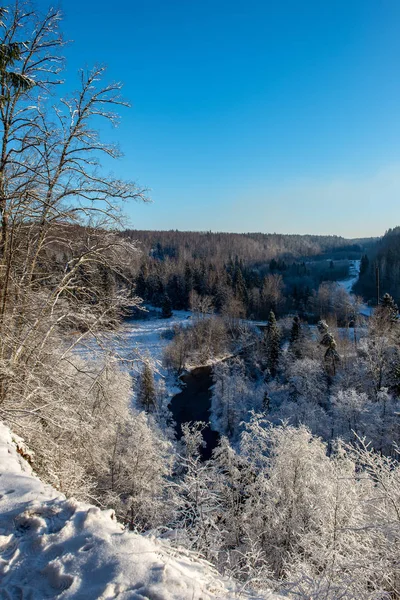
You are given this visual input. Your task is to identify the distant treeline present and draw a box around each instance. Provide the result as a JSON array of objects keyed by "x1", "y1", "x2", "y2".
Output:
[
  {"x1": 355, "y1": 227, "x2": 400, "y2": 306},
  {"x1": 123, "y1": 229, "x2": 370, "y2": 264},
  {"x1": 122, "y1": 230, "x2": 374, "y2": 320}
]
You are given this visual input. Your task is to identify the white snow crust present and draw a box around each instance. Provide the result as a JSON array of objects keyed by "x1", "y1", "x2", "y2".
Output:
[{"x1": 0, "y1": 422, "x2": 278, "y2": 599}]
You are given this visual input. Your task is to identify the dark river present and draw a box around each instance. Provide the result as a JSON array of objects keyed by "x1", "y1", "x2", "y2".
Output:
[{"x1": 169, "y1": 365, "x2": 219, "y2": 459}]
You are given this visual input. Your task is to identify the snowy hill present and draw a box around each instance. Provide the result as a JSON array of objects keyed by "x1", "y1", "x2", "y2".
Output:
[{"x1": 0, "y1": 422, "x2": 279, "y2": 599}]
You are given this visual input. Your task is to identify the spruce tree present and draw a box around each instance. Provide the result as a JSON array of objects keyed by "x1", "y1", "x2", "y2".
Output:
[
  {"x1": 263, "y1": 390, "x2": 271, "y2": 413},
  {"x1": 289, "y1": 315, "x2": 302, "y2": 359},
  {"x1": 135, "y1": 263, "x2": 148, "y2": 299},
  {"x1": 233, "y1": 266, "x2": 247, "y2": 305},
  {"x1": 318, "y1": 321, "x2": 340, "y2": 377},
  {"x1": 184, "y1": 262, "x2": 193, "y2": 308},
  {"x1": 137, "y1": 361, "x2": 156, "y2": 412},
  {"x1": 360, "y1": 254, "x2": 369, "y2": 276},
  {"x1": 161, "y1": 294, "x2": 173, "y2": 318},
  {"x1": 264, "y1": 310, "x2": 281, "y2": 377},
  {"x1": 381, "y1": 293, "x2": 398, "y2": 322},
  {"x1": 317, "y1": 319, "x2": 329, "y2": 336},
  {"x1": 374, "y1": 292, "x2": 399, "y2": 333}
]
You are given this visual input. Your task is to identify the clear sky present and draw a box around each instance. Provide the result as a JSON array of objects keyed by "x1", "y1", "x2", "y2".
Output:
[{"x1": 44, "y1": 0, "x2": 400, "y2": 237}]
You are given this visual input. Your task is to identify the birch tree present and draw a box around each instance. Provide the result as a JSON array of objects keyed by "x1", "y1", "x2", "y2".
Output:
[{"x1": 0, "y1": 2, "x2": 148, "y2": 424}]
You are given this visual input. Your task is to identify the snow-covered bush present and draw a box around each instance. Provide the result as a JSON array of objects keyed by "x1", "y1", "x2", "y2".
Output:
[
  {"x1": 210, "y1": 359, "x2": 264, "y2": 439},
  {"x1": 5, "y1": 347, "x2": 173, "y2": 530}
]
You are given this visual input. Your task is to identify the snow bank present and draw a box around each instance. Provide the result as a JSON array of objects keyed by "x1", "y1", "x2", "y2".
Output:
[{"x1": 0, "y1": 422, "x2": 280, "y2": 599}]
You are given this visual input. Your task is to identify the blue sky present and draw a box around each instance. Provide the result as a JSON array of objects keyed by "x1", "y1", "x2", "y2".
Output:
[{"x1": 47, "y1": 1, "x2": 400, "y2": 236}]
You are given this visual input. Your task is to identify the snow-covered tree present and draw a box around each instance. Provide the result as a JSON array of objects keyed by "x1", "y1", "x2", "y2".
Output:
[
  {"x1": 106, "y1": 411, "x2": 173, "y2": 530},
  {"x1": 171, "y1": 423, "x2": 222, "y2": 561},
  {"x1": 263, "y1": 310, "x2": 281, "y2": 377},
  {"x1": 240, "y1": 418, "x2": 334, "y2": 578},
  {"x1": 331, "y1": 388, "x2": 371, "y2": 442},
  {"x1": 347, "y1": 440, "x2": 400, "y2": 598},
  {"x1": 287, "y1": 357, "x2": 328, "y2": 405},
  {"x1": 318, "y1": 320, "x2": 340, "y2": 377},
  {"x1": 137, "y1": 360, "x2": 157, "y2": 412},
  {"x1": 211, "y1": 359, "x2": 264, "y2": 439},
  {"x1": 288, "y1": 315, "x2": 303, "y2": 358},
  {"x1": 376, "y1": 292, "x2": 399, "y2": 331}
]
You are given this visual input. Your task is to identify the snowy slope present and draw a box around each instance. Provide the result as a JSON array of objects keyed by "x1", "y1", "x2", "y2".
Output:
[{"x1": 0, "y1": 422, "x2": 279, "y2": 599}]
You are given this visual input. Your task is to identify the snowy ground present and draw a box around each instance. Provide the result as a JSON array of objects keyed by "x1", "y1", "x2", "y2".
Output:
[
  {"x1": 0, "y1": 422, "x2": 279, "y2": 599},
  {"x1": 337, "y1": 259, "x2": 361, "y2": 294},
  {"x1": 336, "y1": 259, "x2": 373, "y2": 317},
  {"x1": 78, "y1": 307, "x2": 191, "y2": 371},
  {"x1": 118, "y1": 308, "x2": 192, "y2": 369},
  {"x1": 76, "y1": 307, "x2": 193, "y2": 403}
]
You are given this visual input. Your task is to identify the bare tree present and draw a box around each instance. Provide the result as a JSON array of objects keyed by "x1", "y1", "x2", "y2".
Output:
[{"x1": 0, "y1": 3, "x2": 148, "y2": 422}]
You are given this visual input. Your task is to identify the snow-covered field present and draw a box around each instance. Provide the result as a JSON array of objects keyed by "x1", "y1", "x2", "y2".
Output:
[
  {"x1": 0, "y1": 422, "x2": 279, "y2": 599},
  {"x1": 118, "y1": 308, "x2": 192, "y2": 368},
  {"x1": 77, "y1": 307, "x2": 192, "y2": 386}
]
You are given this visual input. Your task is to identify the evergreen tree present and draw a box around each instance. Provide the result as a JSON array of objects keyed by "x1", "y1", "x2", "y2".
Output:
[
  {"x1": 167, "y1": 274, "x2": 185, "y2": 309},
  {"x1": 213, "y1": 281, "x2": 230, "y2": 312},
  {"x1": 233, "y1": 265, "x2": 248, "y2": 305},
  {"x1": 184, "y1": 262, "x2": 194, "y2": 308},
  {"x1": 388, "y1": 360, "x2": 400, "y2": 396},
  {"x1": 317, "y1": 319, "x2": 329, "y2": 336},
  {"x1": 289, "y1": 315, "x2": 302, "y2": 358},
  {"x1": 269, "y1": 258, "x2": 278, "y2": 272},
  {"x1": 360, "y1": 254, "x2": 369, "y2": 276},
  {"x1": 161, "y1": 294, "x2": 173, "y2": 318},
  {"x1": 373, "y1": 292, "x2": 399, "y2": 334},
  {"x1": 154, "y1": 241, "x2": 164, "y2": 260},
  {"x1": 135, "y1": 263, "x2": 148, "y2": 299},
  {"x1": 264, "y1": 310, "x2": 281, "y2": 377},
  {"x1": 318, "y1": 320, "x2": 340, "y2": 377},
  {"x1": 381, "y1": 292, "x2": 398, "y2": 322},
  {"x1": 137, "y1": 362, "x2": 157, "y2": 412},
  {"x1": 263, "y1": 390, "x2": 271, "y2": 413}
]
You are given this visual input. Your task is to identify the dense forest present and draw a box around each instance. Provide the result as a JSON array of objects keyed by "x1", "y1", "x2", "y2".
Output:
[
  {"x1": 355, "y1": 227, "x2": 400, "y2": 306},
  {"x1": 123, "y1": 229, "x2": 371, "y2": 262},
  {"x1": 123, "y1": 229, "x2": 374, "y2": 321}
]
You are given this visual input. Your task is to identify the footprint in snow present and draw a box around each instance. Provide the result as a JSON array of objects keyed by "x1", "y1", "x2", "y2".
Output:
[
  {"x1": 14, "y1": 512, "x2": 46, "y2": 534},
  {"x1": 0, "y1": 535, "x2": 19, "y2": 560},
  {"x1": 0, "y1": 583, "x2": 34, "y2": 600},
  {"x1": 41, "y1": 561, "x2": 74, "y2": 594}
]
